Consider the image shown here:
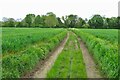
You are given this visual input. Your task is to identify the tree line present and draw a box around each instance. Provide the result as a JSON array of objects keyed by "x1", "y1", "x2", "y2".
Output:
[{"x1": 1, "y1": 12, "x2": 120, "y2": 29}]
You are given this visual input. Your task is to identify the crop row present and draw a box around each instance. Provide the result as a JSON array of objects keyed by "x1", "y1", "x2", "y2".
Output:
[
  {"x1": 2, "y1": 30, "x2": 67, "y2": 78},
  {"x1": 73, "y1": 30, "x2": 118, "y2": 78},
  {"x1": 2, "y1": 28, "x2": 64, "y2": 54},
  {"x1": 47, "y1": 32, "x2": 87, "y2": 78},
  {"x1": 77, "y1": 29, "x2": 118, "y2": 44}
]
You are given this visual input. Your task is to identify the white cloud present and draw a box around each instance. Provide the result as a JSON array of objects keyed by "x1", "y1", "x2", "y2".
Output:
[{"x1": 0, "y1": 0, "x2": 119, "y2": 20}]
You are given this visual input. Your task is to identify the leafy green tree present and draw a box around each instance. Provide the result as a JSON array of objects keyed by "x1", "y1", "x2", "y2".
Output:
[
  {"x1": 88, "y1": 15, "x2": 104, "y2": 28},
  {"x1": 67, "y1": 14, "x2": 78, "y2": 28},
  {"x1": 62, "y1": 16, "x2": 68, "y2": 28},
  {"x1": 1, "y1": 13, "x2": 119, "y2": 29},
  {"x1": 2, "y1": 17, "x2": 8, "y2": 27},
  {"x1": 62, "y1": 15, "x2": 86, "y2": 28},
  {"x1": 40, "y1": 15, "x2": 46, "y2": 27},
  {"x1": 106, "y1": 17, "x2": 119, "y2": 29},
  {"x1": 62, "y1": 15, "x2": 78, "y2": 28},
  {"x1": 2, "y1": 18, "x2": 16, "y2": 27},
  {"x1": 25, "y1": 14, "x2": 35, "y2": 27},
  {"x1": 56, "y1": 17, "x2": 64, "y2": 28},
  {"x1": 9, "y1": 18, "x2": 16, "y2": 27},
  {"x1": 102, "y1": 17, "x2": 109, "y2": 29},
  {"x1": 34, "y1": 15, "x2": 42, "y2": 27},
  {"x1": 16, "y1": 19, "x2": 28, "y2": 27},
  {"x1": 75, "y1": 17, "x2": 85, "y2": 28},
  {"x1": 44, "y1": 12, "x2": 59, "y2": 28}
]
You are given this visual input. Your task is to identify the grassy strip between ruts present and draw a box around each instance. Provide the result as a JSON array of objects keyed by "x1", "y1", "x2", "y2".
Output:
[
  {"x1": 47, "y1": 32, "x2": 87, "y2": 78},
  {"x1": 2, "y1": 31, "x2": 67, "y2": 78},
  {"x1": 73, "y1": 29, "x2": 118, "y2": 78}
]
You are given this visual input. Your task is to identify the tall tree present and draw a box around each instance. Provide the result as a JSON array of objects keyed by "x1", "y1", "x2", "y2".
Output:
[
  {"x1": 67, "y1": 14, "x2": 78, "y2": 28},
  {"x1": 16, "y1": 19, "x2": 28, "y2": 27},
  {"x1": 2, "y1": 18, "x2": 16, "y2": 27},
  {"x1": 102, "y1": 17, "x2": 109, "y2": 29},
  {"x1": 62, "y1": 14, "x2": 78, "y2": 28},
  {"x1": 8, "y1": 18, "x2": 16, "y2": 27},
  {"x1": 44, "y1": 12, "x2": 58, "y2": 27},
  {"x1": 88, "y1": 15, "x2": 104, "y2": 28},
  {"x1": 62, "y1": 16, "x2": 68, "y2": 28},
  {"x1": 56, "y1": 17, "x2": 64, "y2": 28},
  {"x1": 34, "y1": 15, "x2": 43, "y2": 27},
  {"x1": 25, "y1": 14, "x2": 35, "y2": 27},
  {"x1": 106, "y1": 17, "x2": 119, "y2": 29},
  {"x1": 75, "y1": 17, "x2": 85, "y2": 28},
  {"x1": 2, "y1": 17, "x2": 9, "y2": 27}
]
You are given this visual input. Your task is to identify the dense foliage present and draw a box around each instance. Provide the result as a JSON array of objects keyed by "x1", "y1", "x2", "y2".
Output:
[
  {"x1": 73, "y1": 29, "x2": 118, "y2": 78},
  {"x1": 1, "y1": 12, "x2": 119, "y2": 29}
]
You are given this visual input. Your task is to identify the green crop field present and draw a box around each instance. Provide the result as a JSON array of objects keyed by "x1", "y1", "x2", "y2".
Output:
[
  {"x1": 1, "y1": 28, "x2": 119, "y2": 78},
  {"x1": 47, "y1": 32, "x2": 87, "y2": 78},
  {"x1": 2, "y1": 28, "x2": 66, "y2": 54},
  {"x1": 2, "y1": 28, "x2": 67, "y2": 78},
  {"x1": 76, "y1": 29, "x2": 118, "y2": 44},
  {"x1": 73, "y1": 29, "x2": 118, "y2": 78},
  {"x1": 1, "y1": 0, "x2": 119, "y2": 79}
]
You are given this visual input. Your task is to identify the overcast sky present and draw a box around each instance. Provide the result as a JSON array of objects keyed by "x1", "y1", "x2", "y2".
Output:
[{"x1": 0, "y1": 0, "x2": 119, "y2": 20}]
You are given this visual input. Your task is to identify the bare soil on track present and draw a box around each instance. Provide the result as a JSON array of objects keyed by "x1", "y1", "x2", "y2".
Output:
[
  {"x1": 22, "y1": 31, "x2": 102, "y2": 78},
  {"x1": 78, "y1": 37, "x2": 102, "y2": 78},
  {"x1": 22, "y1": 33, "x2": 69, "y2": 78}
]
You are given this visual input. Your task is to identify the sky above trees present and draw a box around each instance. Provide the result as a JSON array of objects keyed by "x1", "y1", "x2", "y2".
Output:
[{"x1": 0, "y1": 0, "x2": 119, "y2": 20}]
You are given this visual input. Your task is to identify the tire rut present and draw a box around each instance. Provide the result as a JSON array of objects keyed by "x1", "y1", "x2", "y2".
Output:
[
  {"x1": 78, "y1": 37, "x2": 102, "y2": 78},
  {"x1": 23, "y1": 32, "x2": 69, "y2": 78}
]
